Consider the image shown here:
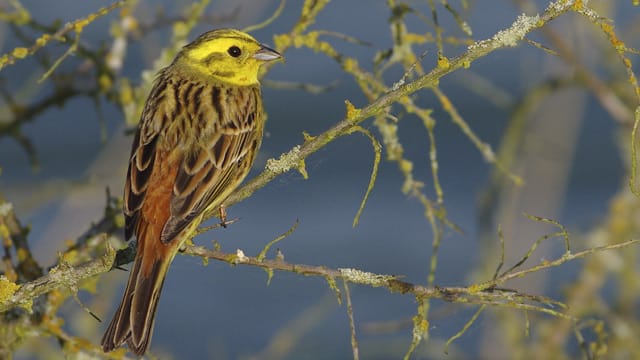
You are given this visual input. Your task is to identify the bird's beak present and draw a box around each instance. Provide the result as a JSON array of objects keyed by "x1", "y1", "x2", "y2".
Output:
[{"x1": 253, "y1": 45, "x2": 282, "y2": 61}]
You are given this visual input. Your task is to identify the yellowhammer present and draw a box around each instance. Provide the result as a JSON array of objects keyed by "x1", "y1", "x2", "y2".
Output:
[{"x1": 101, "y1": 28, "x2": 281, "y2": 355}]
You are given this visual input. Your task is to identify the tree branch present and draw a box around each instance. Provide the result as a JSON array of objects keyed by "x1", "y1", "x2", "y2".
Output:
[
  {"x1": 212, "y1": 1, "x2": 573, "y2": 219},
  {"x1": 0, "y1": 241, "x2": 115, "y2": 313}
]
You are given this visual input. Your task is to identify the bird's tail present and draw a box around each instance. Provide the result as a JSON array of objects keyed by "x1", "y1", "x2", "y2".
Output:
[{"x1": 101, "y1": 221, "x2": 176, "y2": 356}]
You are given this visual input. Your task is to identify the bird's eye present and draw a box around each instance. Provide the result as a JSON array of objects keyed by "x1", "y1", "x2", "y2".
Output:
[{"x1": 227, "y1": 46, "x2": 242, "y2": 57}]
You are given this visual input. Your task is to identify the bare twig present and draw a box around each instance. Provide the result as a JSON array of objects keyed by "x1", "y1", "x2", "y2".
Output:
[{"x1": 343, "y1": 279, "x2": 360, "y2": 360}]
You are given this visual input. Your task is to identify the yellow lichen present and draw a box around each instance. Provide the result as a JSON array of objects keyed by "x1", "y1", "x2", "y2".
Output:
[
  {"x1": 297, "y1": 159, "x2": 309, "y2": 179},
  {"x1": 35, "y1": 34, "x2": 50, "y2": 47},
  {"x1": 12, "y1": 47, "x2": 29, "y2": 59},
  {"x1": 400, "y1": 159, "x2": 413, "y2": 173},
  {"x1": 437, "y1": 53, "x2": 450, "y2": 70},
  {"x1": 74, "y1": 19, "x2": 90, "y2": 33},
  {"x1": 0, "y1": 276, "x2": 19, "y2": 304},
  {"x1": 601, "y1": 23, "x2": 624, "y2": 52},
  {"x1": 302, "y1": 131, "x2": 315, "y2": 142},
  {"x1": 342, "y1": 58, "x2": 359, "y2": 72},
  {"x1": 297, "y1": 31, "x2": 318, "y2": 48},
  {"x1": 80, "y1": 274, "x2": 99, "y2": 293},
  {"x1": 114, "y1": 213, "x2": 126, "y2": 229},
  {"x1": 572, "y1": 0, "x2": 583, "y2": 10},
  {"x1": 316, "y1": 40, "x2": 338, "y2": 58},
  {"x1": 98, "y1": 73, "x2": 112, "y2": 92},
  {"x1": 61, "y1": 249, "x2": 79, "y2": 263},
  {"x1": 344, "y1": 100, "x2": 360, "y2": 121},
  {"x1": 16, "y1": 248, "x2": 29, "y2": 262},
  {"x1": 0, "y1": 224, "x2": 10, "y2": 240},
  {"x1": 466, "y1": 284, "x2": 482, "y2": 293},
  {"x1": 119, "y1": 79, "x2": 133, "y2": 105},
  {"x1": 172, "y1": 21, "x2": 189, "y2": 39},
  {"x1": 273, "y1": 34, "x2": 291, "y2": 50}
]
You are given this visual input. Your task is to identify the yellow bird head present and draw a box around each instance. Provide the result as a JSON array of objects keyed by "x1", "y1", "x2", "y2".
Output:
[{"x1": 177, "y1": 28, "x2": 282, "y2": 86}]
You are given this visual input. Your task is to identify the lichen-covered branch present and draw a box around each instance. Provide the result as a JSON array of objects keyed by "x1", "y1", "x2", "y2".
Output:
[
  {"x1": 214, "y1": 3, "x2": 571, "y2": 216},
  {"x1": 0, "y1": 242, "x2": 115, "y2": 313},
  {"x1": 0, "y1": 1, "x2": 125, "y2": 72},
  {"x1": 4, "y1": 232, "x2": 633, "y2": 325}
]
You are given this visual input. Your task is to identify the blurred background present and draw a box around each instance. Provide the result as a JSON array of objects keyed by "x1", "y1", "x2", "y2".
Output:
[{"x1": 1, "y1": 0, "x2": 639, "y2": 359}]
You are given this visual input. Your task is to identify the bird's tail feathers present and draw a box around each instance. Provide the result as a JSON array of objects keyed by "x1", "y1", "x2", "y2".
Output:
[{"x1": 101, "y1": 222, "x2": 173, "y2": 356}]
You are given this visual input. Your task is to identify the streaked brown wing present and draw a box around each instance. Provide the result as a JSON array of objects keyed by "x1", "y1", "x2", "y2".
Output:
[
  {"x1": 159, "y1": 86, "x2": 262, "y2": 243},
  {"x1": 123, "y1": 71, "x2": 174, "y2": 241},
  {"x1": 124, "y1": 129, "x2": 159, "y2": 241}
]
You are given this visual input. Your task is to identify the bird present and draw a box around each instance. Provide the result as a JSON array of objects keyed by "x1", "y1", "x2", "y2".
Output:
[{"x1": 101, "y1": 28, "x2": 281, "y2": 356}]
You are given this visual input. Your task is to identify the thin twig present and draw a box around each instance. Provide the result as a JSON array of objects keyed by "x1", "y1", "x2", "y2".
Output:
[{"x1": 343, "y1": 279, "x2": 360, "y2": 360}]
